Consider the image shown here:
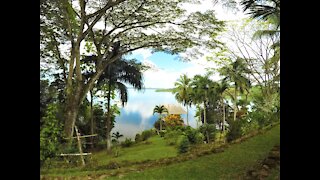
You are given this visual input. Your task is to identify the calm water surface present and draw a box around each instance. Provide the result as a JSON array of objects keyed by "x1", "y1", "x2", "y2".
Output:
[{"x1": 111, "y1": 89, "x2": 197, "y2": 140}]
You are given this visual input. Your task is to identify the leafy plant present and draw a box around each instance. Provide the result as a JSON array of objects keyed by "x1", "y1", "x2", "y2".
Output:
[
  {"x1": 135, "y1": 133, "x2": 142, "y2": 143},
  {"x1": 141, "y1": 130, "x2": 154, "y2": 141},
  {"x1": 199, "y1": 124, "x2": 217, "y2": 143},
  {"x1": 40, "y1": 103, "x2": 63, "y2": 166},
  {"x1": 164, "y1": 130, "x2": 184, "y2": 146},
  {"x1": 226, "y1": 120, "x2": 244, "y2": 142},
  {"x1": 164, "y1": 114, "x2": 184, "y2": 127},
  {"x1": 184, "y1": 128, "x2": 204, "y2": 144},
  {"x1": 121, "y1": 138, "x2": 134, "y2": 148},
  {"x1": 177, "y1": 135, "x2": 190, "y2": 154}
]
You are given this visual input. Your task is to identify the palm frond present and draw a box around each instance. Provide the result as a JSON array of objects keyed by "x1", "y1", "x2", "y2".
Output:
[{"x1": 252, "y1": 29, "x2": 280, "y2": 40}]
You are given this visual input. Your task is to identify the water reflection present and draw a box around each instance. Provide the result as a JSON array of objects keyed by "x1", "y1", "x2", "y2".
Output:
[{"x1": 111, "y1": 89, "x2": 197, "y2": 139}]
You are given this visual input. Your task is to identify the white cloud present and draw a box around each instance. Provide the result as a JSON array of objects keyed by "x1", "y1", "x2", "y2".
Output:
[{"x1": 132, "y1": 49, "x2": 153, "y2": 60}]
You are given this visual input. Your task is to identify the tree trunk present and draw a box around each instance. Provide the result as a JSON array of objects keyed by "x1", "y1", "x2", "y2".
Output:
[
  {"x1": 186, "y1": 105, "x2": 189, "y2": 126},
  {"x1": 203, "y1": 101, "x2": 207, "y2": 124},
  {"x1": 90, "y1": 90, "x2": 94, "y2": 149},
  {"x1": 233, "y1": 86, "x2": 237, "y2": 121},
  {"x1": 106, "y1": 81, "x2": 112, "y2": 152},
  {"x1": 203, "y1": 100, "x2": 210, "y2": 143},
  {"x1": 199, "y1": 107, "x2": 202, "y2": 125},
  {"x1": 64, "y1": 91, "x2": 81, "y2": 141},
  {"x1": 160, "y1": 114, "x2": 163, "y2": 131},
  {"x1": 222, "y1": 100, "x2": 225, "y2": 132}
]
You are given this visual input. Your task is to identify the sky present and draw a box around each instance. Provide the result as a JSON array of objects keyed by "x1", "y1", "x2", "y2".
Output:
[{"x1": 124, "y1": 0, "x2": 248, "y2": 89}]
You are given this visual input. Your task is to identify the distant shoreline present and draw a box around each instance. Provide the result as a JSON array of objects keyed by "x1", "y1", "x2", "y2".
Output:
[{"x1": 155, "y1": 88, "x2": 175, "y2": 92}]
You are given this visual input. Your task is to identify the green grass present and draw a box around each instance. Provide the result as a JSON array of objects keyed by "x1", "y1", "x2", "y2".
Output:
[
  {"x1": 108, "y1": 125, "x2": 280, "y2": 179},
  {"x1": 41, "y1": 136, "x2": 177, "y2": 175},
  {"x1": 94, "y1": 136, "x2": 177, "y2": 166}
]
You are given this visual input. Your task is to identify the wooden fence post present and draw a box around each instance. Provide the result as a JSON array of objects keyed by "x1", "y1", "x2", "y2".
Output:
[{"x1": 74, "y1": 126, "x2": 85, "y2": 166}]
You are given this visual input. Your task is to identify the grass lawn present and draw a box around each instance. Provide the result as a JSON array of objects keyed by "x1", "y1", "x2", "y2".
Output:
[
  {"x1": 94, "y1": 136, "x2": 178, "y2": 166},
  {"x1": 41, "y1": 135, "x2": 177, "y2": 175},
  {"x1": 108, "y1": 125, "x2": 280, "y2": 179}
]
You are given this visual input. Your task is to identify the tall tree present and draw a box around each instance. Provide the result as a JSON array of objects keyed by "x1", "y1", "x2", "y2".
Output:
[
  {"x1": 190, "y1": 73, "x2": 217, "y2": 124},
  {"x1": 213, "y1": 19, "x2": 279, "y2": 110},
  {"x1": 215, "y1": 80, "x2": 229, "y2": 133},
  {"x1": 190, "y1": 73, "x2": 218, "y2": 143},
  {"x1": 219, "y1": 58, "x2": 251, "y2": 121},
  {"x1": 153, "y1": 105, "x2": 168, "y2": 131},
  {"x1": 40, "y1": 0, "x2": 225, "y2": 139},
  {"x1": 173, "y1": 74, "x2": 192, "y2": 126},
  {"x1": 96, "y1": 58, "x2": 144, "y2": 151}
]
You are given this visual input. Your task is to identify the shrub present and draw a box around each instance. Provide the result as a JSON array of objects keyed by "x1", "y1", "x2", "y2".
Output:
[
  {"x1": 135, "y1": 133, "x2": 142, "y2": 143},
  {"x1": 164, "y1": 114, "x2": 184, "y2": 128},
  {"x1": 177, "y1": 135, "x2": 190, "y2": 154},
  {"x1": 159, "y1": 130, "x2": 166, "y2": 137},
  {"x1": 194, "y1": 132, "x2": 205, "y2": 144},
  {"x1": 121, "y1": 138, "x2": 134, "y2": 148},
  {"x1": 141, "y1": 129, "x2": 154, "y2": 141},
  {"x1": 184, "y1": 128, "x2": 204, "y2": 144},
  {"x1": 164, "y1": 129, "x2": 183, "y2": 146},
  {"x1": 226, "y1": 120, "x2": 244, "y2": 142},
  {"x1": 40, "y1": 104, "x2": 63, "y2": 167},
  {"x1": 199, "y1": 124, "x2": 217, "y2": 143},
  {"x1": 241, "y1": 119, "x2": 259, "y2": 135}
]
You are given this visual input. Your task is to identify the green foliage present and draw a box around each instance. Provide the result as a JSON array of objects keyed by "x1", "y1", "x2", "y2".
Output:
[
  {"x1": 40, "y1": 103, "x2": 63, "y2": 166},
  {"x1": 199, "y1": 124, "x2": 217, "y2": 142},
  {"x1": 241, "y1": 119, "x2": 260, "y2": 135},
  {"x1": 141, "y1": 129, "x2": 154, "y2": 141},
  {"x1": 154, "y1": 119, "x2": 166, "y2": 131},
  {"x1": 164, "y1": 130, "x2": 184, "y2": 146},
  {"x1": 135, "y1": 133, "x2": 142, "y2": 143},
  {"x1": 121, "y1": 138, "x2": 134, "y2": 148},
  {"x1": 177, "y1": 135, "x2": 190, "y2": 154},
  {"x1": 93, "y1": 105, "x2": 107, "y2": 141},
  {"x1": 153, "y1": 105, "x2": 168, "y2": 115},
  {"x1": 184, "y1": 127, "x2": 204, "y2": 144},
  {"x1": 159, "y1": 130, "x2": 166, "y2": 137},
  {"x1": 226, "y1": 120, "x2": 244, "y2": 142},
  {"x1": 250, "y1": 91, "x2": 280, "y2": 128},
  {"x1": 114, "y1": 126, "x2": 280, "y2": 179}
]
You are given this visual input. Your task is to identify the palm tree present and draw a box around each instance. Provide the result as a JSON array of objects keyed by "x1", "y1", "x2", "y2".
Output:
[
  {"x1": 173, "y1": 74, "x2": 192, "y2": 126},
  {"x1": 241, "y1": 0, "x2": 280, "y2": 24},
  {"x1": 190, "y1": 73, "x2": 216, "y2": 125},
  {"x1": 190, "y1": 73, "x2": 219, "y2": 143},
  {"x1": 220, "y1": 58, "x2": 251, "y2": 121},
  {"x1": 112, "y1": 131, "x2": 124, "y2": 141},
  {"x1": 242, "y1": 0, "x2": 280, "y2": 49},
  {"x1": 97, "y1": 58, "x2": 144, "y2": 152},
  {"x1": 153, "y1": 105, "x2": 168, "y2": 131},
  {"x1": 215, "y1": 80, "x2": 229, "y2": 133}
]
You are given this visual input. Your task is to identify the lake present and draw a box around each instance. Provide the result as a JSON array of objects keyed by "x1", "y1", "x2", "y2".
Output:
[{"x1": 111, "y1": 88, "x2": 198, "y2": 140}]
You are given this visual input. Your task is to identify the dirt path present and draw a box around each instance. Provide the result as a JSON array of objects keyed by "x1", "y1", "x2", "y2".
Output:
[{"x1": 244, "y1": 145, "x2": 280, "y2": 179}]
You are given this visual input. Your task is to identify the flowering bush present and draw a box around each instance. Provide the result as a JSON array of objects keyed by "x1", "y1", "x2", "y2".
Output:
[{"x1": 164, "y1": 114, "x2": 184, "y2": 127}]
